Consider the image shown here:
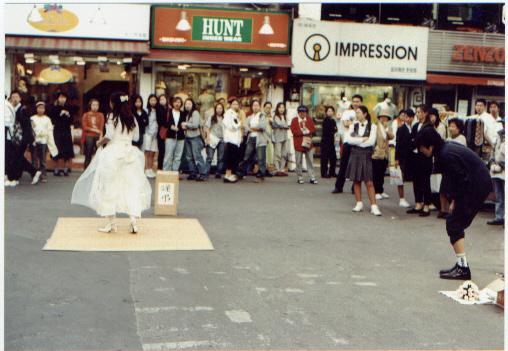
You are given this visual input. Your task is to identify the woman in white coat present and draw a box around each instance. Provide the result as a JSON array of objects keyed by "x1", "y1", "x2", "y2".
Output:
[{"x1": 71, "y1": 92, "x2": 152, "y2": 233}]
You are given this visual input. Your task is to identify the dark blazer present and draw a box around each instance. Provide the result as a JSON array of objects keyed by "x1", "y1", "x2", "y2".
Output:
[
  {"x1": 435, "y1": 141, "x2": 492, "y2": 201},
  {"x1": 156, "y1": 105, "x2": 168, "y2": 138},
  {"x1": 17, "y1": 105, "x2": 34, "y2": 147},
  {"x1": 411, "y1": 122, "x2": 433, "y2": 173},
  {"x1": 160, "y1": 109, "x2": 186, "y2": 140},
  {"x1": 395, "y1": 123, "x2": 412, "y2": 163},
  {"x1": 133, "y1": 108, "x2": 148, "y2": 147},
  {"x1": 321, "y1": 116, "x2": 338, "y2": 144}
]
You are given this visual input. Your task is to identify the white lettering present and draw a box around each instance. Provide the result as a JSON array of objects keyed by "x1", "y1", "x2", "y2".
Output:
[{"x1": 202, "y1": 18, "x2": 214, "y2": 36}]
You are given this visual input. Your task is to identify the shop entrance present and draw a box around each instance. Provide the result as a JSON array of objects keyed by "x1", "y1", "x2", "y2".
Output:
[{"x1": 84, "y1": 80, "x2": 129, "y2": 116}]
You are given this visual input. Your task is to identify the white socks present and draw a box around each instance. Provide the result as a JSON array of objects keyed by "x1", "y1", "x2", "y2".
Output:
[{"x1": 456, "y1": 253, "x2": 468, "y2": 267}]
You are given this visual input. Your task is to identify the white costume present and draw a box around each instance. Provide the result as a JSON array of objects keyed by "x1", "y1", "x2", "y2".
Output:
[{"x1": 72, "y1": 114, "x2": 152, "y2": 218}]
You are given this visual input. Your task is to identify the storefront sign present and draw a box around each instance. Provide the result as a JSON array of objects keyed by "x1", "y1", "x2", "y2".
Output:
[
  {"x1": 428, "y1": 30, "x2": 505, "y2": 76},
  {"x1": 5, "y1": 4, "x2": 149, "y2": 40},
  {"x1": 451, "y1": 45, "x2": 505, "y2": 64},
  {"x1": 151, "y1": 6, "x2": 290, "y2": 54},
  {"x1": 292, "y1": 19, "x2": 428, "y2": 80}
]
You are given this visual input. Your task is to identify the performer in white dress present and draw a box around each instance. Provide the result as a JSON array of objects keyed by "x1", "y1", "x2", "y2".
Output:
[{"x1": 71, "y1": 92, "x2": 152, "y2": 234}]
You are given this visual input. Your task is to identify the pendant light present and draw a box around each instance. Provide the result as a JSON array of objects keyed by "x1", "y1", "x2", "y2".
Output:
[
  {"x1": 27, "y1": 4, "x2": 43, "y2": 23},
  {"x1": 176, "y1": 11, "x2": 191, "y2": 31},
  {"x1": 259, "y1": 16, "x2": 274, "y2": 35}
]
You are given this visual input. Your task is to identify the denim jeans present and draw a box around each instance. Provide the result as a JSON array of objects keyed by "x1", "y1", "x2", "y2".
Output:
[
  {"x1": 163, "y1": 138, "x2": 185, "y2": 171},
  {"x1": 493, "y1": 178, "x2": 505, "y2": 220},
  {"x1": 206, "y1": 141, "x2": 225, "y2": 175},
  {"x1": 273, "y1": 140, "x2": 288, "y2": 172},
  {"x1": 239, "y1": 137, "x2": 266, "y2": 176},
  {"x1": 184, "y1": 136, "x2": 206, "y2": 177}
]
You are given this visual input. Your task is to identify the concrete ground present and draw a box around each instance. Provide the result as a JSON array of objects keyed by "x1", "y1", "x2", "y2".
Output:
[{"x1": 4, "y1": 170, "x2": 504, "y2": 350}]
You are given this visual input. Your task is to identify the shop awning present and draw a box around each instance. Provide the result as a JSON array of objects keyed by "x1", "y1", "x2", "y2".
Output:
[
  {"x1": 427, "y1": 73, "x2": 504, "y2": 87},
  {"x1": 144, "y1": 49, "x2": 292, "y2": 68},
  {"x1": 5, "y1": 36, "x2": 150, "y2": 55}
]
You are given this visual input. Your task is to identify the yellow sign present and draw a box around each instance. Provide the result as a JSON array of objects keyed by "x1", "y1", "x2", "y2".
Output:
[
  {"x1": 28, "y1": 7, "x2": 79, "y2": 33},
  {"x1": 39, "y1": 66, "x2": 73, "y2": 84}
]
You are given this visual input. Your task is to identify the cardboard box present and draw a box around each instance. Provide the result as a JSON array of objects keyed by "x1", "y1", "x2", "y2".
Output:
[{"x1": 154, "y1": 171, "x2": 179, "y2": 216}]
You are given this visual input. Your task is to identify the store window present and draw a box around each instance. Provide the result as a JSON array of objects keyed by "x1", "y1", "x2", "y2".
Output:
[
  {"x1": 379, "y1": 4, "x2": 433, "y2": 26},
  {"x1": 437, "y1": 3, "x2": 504, "y2": 33},
  {"x1": 154, "y1": 64, "x2": 271, "y2": 117},
  {"x1": 321, "y1": 4, "x2": 380, "y2": 23}
]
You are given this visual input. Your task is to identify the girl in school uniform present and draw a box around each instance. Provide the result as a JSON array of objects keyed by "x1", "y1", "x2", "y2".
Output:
[{"x1": 345, "y1": 105, "x2": 381, "y2": 216}]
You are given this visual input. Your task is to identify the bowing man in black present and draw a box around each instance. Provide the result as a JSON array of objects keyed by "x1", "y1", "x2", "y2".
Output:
[
  {"x1": 416, "y1": 127, "x2": 491, "y2": 280},
  {"x1": 321, "y1": 106, "x2": 338, "y2": 178},
  {"x1": 406, "y1": 105, "x2": 433, "y2": 217}
]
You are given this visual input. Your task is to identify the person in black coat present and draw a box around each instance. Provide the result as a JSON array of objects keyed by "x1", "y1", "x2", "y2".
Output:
[
  {"x1": 156, "y1": 94, "x2": 169, "y2": 170},
  {"x1": 131, "y1": 94, "x2": 148, "y2": 149},
  {"x1": 4, "y1": 90, "x2": 40, "y2": 185},
  {"x1": 49, "y1": 92, "x2": 75, "y2": 176},
  {"x1": 416, "y1": 127, "x2": 492, "y2": 280},
  {"x1": 395, "y1": 109, "x2": 414, "y2": 206},
  {"x1": 406, "y1": 105, "x2": 433, "y2": 217},
  {"x1": 320, "y1": 106, "x2": 338, "y2": 178}
]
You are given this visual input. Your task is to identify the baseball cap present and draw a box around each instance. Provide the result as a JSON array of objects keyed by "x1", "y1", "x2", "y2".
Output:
[{"x1": 297, "y1": 105, "x2": 308, "y2": 113}]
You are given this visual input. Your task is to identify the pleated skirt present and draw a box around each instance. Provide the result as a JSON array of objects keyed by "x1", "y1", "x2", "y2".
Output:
[{"x1": 346, "y1": 146, "x2": 373, "y2": 182}]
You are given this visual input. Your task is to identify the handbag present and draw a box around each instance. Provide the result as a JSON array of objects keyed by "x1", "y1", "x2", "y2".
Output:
[
  {"x1": 389, "y1": 166, "x2": 404, "y2": 186},
  {"x1": 430, "y1": 173, "x2": 442, "y2": 193},
  {"x1": 158, "y1": 111, "x2": 170, "y2": 140},
  {"x1": 301, "y1": 136, "x2": 312, "y2": 149}
]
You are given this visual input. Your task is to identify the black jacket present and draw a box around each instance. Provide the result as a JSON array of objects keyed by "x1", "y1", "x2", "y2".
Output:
[
  {"x1": 160, "y1": 109, "x2": 186, "y2": 140},
  {"x1": 435, "y1": 141, "x2": 492, "y2": 201},
  {"x1": 395, "y1": 123, "x2": 412, "y2": 163},
  {"x1": 321, "y1": 116, "x2": 338, "y2": 144},
  {"x1": 133, "y1": 109, "x2": 148, "y2": 136},
  {"x1": 17, "y1": 105, "x2": 34, "y2": 146}
]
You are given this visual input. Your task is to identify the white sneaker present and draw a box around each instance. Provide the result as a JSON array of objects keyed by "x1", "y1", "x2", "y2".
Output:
[
  {"x1": 4, "y1": 179, "x2": 12, "y2": 187},
  {"x1": 371, "y1": 204, "x2": 382, "y2": 216},
  {"x1": 429, "y1": 204, "x2": 437, "y2": 211},
  {"x1": 10, "y1": 180, "x2": 19, "y2": 187},
  {"x1": 375, "y1": 194, "x2": 383, "y2": 200},
  {"x1": 352, "y1": 202, "x2": 364, "y2": 212},
  {"x1": 381, "y1": 193, "x2": 390, "y2": 199},
  {"x1": 31, "y1": 171, "x2": 42, "y2": 185},
  {"x1": 399, "y1": 198, "x2": 410, "y2": 208}
]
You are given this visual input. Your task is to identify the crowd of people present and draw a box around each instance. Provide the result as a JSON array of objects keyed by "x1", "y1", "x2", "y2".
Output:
[{"x1": 4, "y1": 88, "x2": 505, "y2": 279}]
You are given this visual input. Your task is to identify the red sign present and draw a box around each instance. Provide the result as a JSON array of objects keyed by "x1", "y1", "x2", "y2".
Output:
[
  {"x1": 452, "y1": 45, "x2": 505, "y2": 64},
  {"x1": 151, "y1": 6, "x2": 290, "y2": 54}
]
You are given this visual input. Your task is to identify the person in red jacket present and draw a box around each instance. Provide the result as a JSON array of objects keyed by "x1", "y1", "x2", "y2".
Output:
[{"x1": 290, "y1": 105, "x2": 317, "y2": 184}]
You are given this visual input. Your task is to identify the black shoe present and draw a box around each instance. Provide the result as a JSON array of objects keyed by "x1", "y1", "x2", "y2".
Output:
[
  {"x1": 58, "y1": 170, "x2": 65, "y2": 176},
  {"x1": 196, "y1": 175, "x2": 207, "y2": 182},
  {"x1": 310, "y1": 179, "x2": 318, "y2": 184},
  {"x1": 437, "y1": 211, "x2": 449, "y2": 219},
  {"x1": 419, "y1": 210, "x2": 430, "y2": 217},
  {"x1": 487, "y1": 219, "x2": 504, "y2": 226},
  {"x1": 53, "y1": 169, "x2": 61, "y2": 176},
  {"x1": 331, "y1": 188, "x2": 343, "y2": 194},
  {"x1": 439, "y1": 264, "x2": 471, "y2": 280},
  {"x1": 63, "y1": 170, "x2": 70, "y2": 177},
  {"x1": 265, "y1": 171, "x2": 274, "y2": 177},
  {"x1": 215, "y1": 174, "x2": 222, "y2": 179},
  {"x1": 187, "y1": 175, "x2": 197, "y2": 181},
  {"x1": 407, "y1": 208, "x2": 423, "y2": 214}
]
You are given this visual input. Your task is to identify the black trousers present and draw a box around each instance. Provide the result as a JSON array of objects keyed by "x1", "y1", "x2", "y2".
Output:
[
  {"x1": 5, "y1": 141, "x2": 36, "y2": 181},
  {"x1": 33, "y1": 143, "x2": 48, "y2": 177},
  {"x1": 320, "y1": 141, "x2": 337, "y2": 177},
  {"x1": 224, "y1": 142, "x2": 240, "y2": 173},
  {"x1": 157, "y1": 135, "x2": 165, "y2": 170},
  {"x1": 447, "y1": 190, "x2": 490, "y2": 245},
  {"x1": 372, "y1": 158, "x2": 389, "y2": 194},
  {"x1": 334, "y1": 143, "x2": 351, "y2": 191},
  {"x1": 83, "y1": 136, "x2": 99, "y2": 169},
  {"x1": 411, "y1": 153, "x2": 433, "y2": 205}
]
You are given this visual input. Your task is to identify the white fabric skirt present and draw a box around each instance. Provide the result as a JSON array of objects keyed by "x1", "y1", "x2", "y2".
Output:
[
  {"x1": 71, "y1": 142, "x2": 152, "y2": 217},
  {"x1": 142, "y1": 133, "x2": 158, "y2": 152}
]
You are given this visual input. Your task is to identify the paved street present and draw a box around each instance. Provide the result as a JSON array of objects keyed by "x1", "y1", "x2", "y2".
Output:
[{"x1": 5, "y1": 171, "x2": 504, "y2": 350}]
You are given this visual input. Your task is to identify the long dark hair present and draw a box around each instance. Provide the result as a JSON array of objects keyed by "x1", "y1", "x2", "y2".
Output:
[
  {"x1": 357, "y1": 105, "x2": 371, "y2": 124},
  {"x1": 425, "y1": 108, "x2": 440, "y2": 128},
  {"x1": 157, "y1": 94, "x2": 169, "y2": 110},
  {"x1": 184, "y1": 98, "x2": 198, "y2": 117},
  {"x1": 131, "y1": 94, "x2": 143, "y2": 114},
  {"x1": 275, "y1": 102, "x2": 286, "y2": 120},
  {"x1": 110, "y1": 92, "x2": 136, "y2": 133},
  {"x1": 211, "y1": 103, "x2": 225, "y2": 125},
  {"x1": 146, "y1": 94, "x2": 158, "y2": 112}
]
